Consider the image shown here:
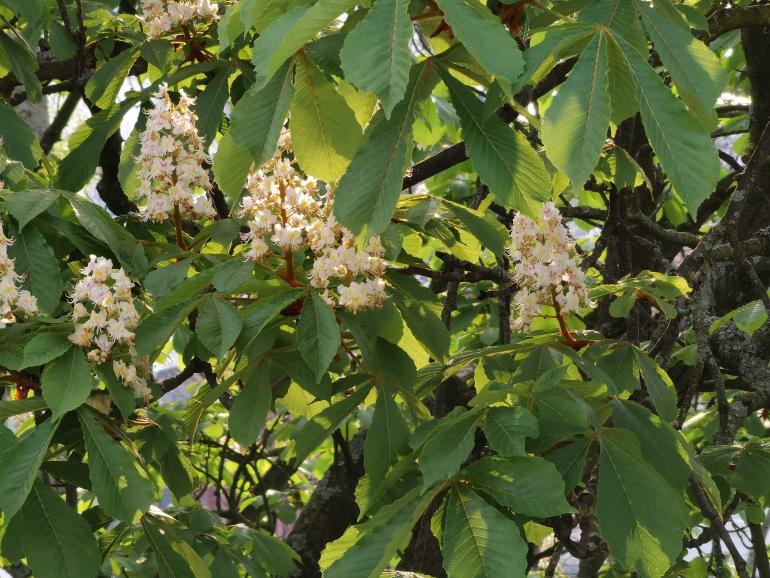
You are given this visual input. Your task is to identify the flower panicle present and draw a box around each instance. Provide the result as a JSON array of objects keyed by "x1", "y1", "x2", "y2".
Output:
[
  {"x1": 238, "y1": 133, "x2": 387, "y2": 313},
  {"x1": 68, "y1": 255, "x2": 150, "y2": 400},
  {"x1": 0, "y1": 221, "x2": 38, "y2": 323},
  {"x1": 136, "y1": 83, "x2": 215, "y2": 223},
  {"x1": 139, "y1": 0, "x2": 218, "y2": 39},
  {"x1": 507, "y1": 202, "x2": 591, "y2": 330}
]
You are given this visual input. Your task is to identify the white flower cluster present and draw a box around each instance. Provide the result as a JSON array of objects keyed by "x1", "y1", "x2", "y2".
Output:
[
  {"x1": 0, "y1": 222, "x2": 37, "y2": 321},
  {"x1": 68, "y1": 256, "x2": 150, "y2": 399},
  {"x1": 238, "y1": 134, "x2": 387, "y2": 312},
  {"x1": 136, "y1": 84, "x2": 215, "y2": 223},
  {"x1": 507, "y1": 202, "x2": 590, "y2": 330},
  {"x1": 307, "y1": 217, "x2": 387, "y2": 312},
  {"x1": 140, "y1": 0, "x2": 218, "y2": 39}
]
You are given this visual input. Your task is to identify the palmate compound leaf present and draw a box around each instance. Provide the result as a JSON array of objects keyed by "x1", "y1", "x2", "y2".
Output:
[
  {"x1": 339, "y1": 0, "x2": 413, "y2": 118},
  {"x1": 596, "y1": 427, "x2": 688, "y2": 578},
  {"x1": 439, "y1": 67, "x2": 550, "y2": 218},
  {"x1": 442, "y1": 484, "x2": 528, "y2": 578},
  {"x1": 290, "y1": 52, "x2": 362, "y2": 182},
  {"x1": 606, "y1": 31, "x2": 719, "y2": 217},
  {"x1": 541, "y1": 30, "x2": 611, "y2": 190}
]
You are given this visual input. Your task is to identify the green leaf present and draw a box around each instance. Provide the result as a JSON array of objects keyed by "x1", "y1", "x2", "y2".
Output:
[
  {"x1": 6, "y1": 189, "x2": 58, "y2": 231},
  {"x1": 636, "y1": 1, "x2": 726, "y2": 130},
  {"x1": 290, "y1": 53, "x2": 361, "y2": 182},
  {"x1": 0, "y1": 102, "x2": 42, "y2": 168},
  {"x1": 579, "y1": 0, "x2": 646, "y2": 55},
  {"x1": 294, "y1": 384, "x2": 371, "y2": 462},
  {"x1": 440, "y1": 198, "x2": 509, "y2": 257},
  {"x1": 217, "y1": 2, "x2": 245, "y2": 49},
  {"x1": 419, "y1": 408, "x2": 481, "y2": 491},
  {"x1": 545, "y1": 436, "x2": 592, "y2": 493},
  {"x1": 79, "y1": 408, "x2": 155, "y2": 522},
  {"x1": 144, "y1": 259, "x2": 194, "y2": 299},
  {"x1": 155, "y1": 267, "x2": 217, "y2": 311},
  {"x1": 364, "y1": 389, "x2": 410, "y2": 485},
  {"x1": 0, "y1": 397, "x2": 47, "y2": 421},
  {"x1": 140, "y1": 39, "x2": 174, "y2": 71},
  {"x1": 251, "y1": 530, "x2": 301, "y2": 575},
  {"x1": 160, "y1": 447, "x2": 195, "y2": 500},
  {"x1": 196, "y1": 296, "x2": 243, "y2": 360},
  {"x1": 611, "y1": 399, "x2": 690, "y2": 491},
  {"x1": 41, "y1": 347, "x2": 92, "y2": 418},
  {"x1": 230, "y1": 60, "x2": 294, "y2": 165},
  {"x1": 463, "y1": 456, "x2": 572, "y2": 517},
  {"x1": 542, "y1": 31, "x2": 610, "y2": 189},
  {"x1": 442, "y1": 484, "x2": 528, "y2": 578},
  {"x1": 85, "y1": 48, "x2": 139, "y2": 109},
  {"x1": 230, "y1": 359, "x2": 273, "y2": 447},
  {"x1": 65, "y1": 193, "x2": 148, "y2": 277},
  {"x1": 15, "y1": 481, "x2": 101, "y2": 578},
  {"x1": 732, "y1": 445, "x2": 770, "y2": 500},
  {"x1": 58, "y1": 101, "x2": 135, "y2": 193},
  {"x1": 435, "y1": 0, "x2": 524, "y2": 86},
  {"x1": 6, "y1": 222, "x2": 63, "y2": 313},
  {"x1": 0, "y1": 418, "x2": 56, "y2": 519},
  {"x1": 609, "y1": 289, "x2": 635, "y2": 318},
  {"x1": 213, "y1": 132, "x2": 252, "y2": 205},
  {"x1": 297, "y1": 292, "x2": 341, "y2": 382},
  {"x1": 40, "y1": 461, "x2": 92, "y2": 492},
  {"x1": 440, "y1": 68, "x2": 550, "y2": 217},
  {"x1": 22, "y1": 331, "x2": 71, "y2": 368},
  {"x1": 333, "y1": 61, "x2": 434, "y2": 235},
  {"x1": 597, "y1": 427, "x2": 688, "y2": 578},
  {"x1": 321, "y1": 485, "x2": 439, "y2": 577},
  {"x1": 241, "y1": 0, "x2": 295, "y2": 33},
  {"x1": 235, "y1": 287, "x2": 305, "y2": 353},
  {"x1": 340, "y1": 0, "x2": 412, "y2": 117},
  {"x1": 388, "y1": 271, "x2": 450, "y2": 361},
  {"x1": 734, "y1": 300, "x2": 767, "y2": 336},
  {"x1": 0, "y1": 31, "x2": 41, "y2": 103},
  {"x1": 251, "y1": 0, "x2": 356, "y2": 89},
  {"x1": 483, "y1": 406, "x2": 539, "y2": 457},
  {"x1": 135, "y1": 299, "x2": 203, "y2": 357},
  {"x1": 633, "y1": 349, "x2": 677, "y2": 423},
  {"x1": 1, "y1": 0, "x2": 42, "y2": 27},
  {"x1": 212, "y1": 260, "x2": 255, "y2": 292},
  {"x1": 607, "y1": 32, "x2": 719, "y2": 217},
  {"x1": 195, "y1": 68, "x2": 230, "y2": 147},
  {"x1": 141, "y1": 518, "x2": 198, "y2": 578}
]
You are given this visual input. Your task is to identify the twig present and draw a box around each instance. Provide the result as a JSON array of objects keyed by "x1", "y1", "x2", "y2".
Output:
[{"x1": 690, "y1": 478, "x2": 750, "y2": 578}]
